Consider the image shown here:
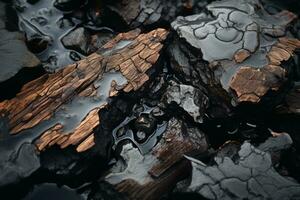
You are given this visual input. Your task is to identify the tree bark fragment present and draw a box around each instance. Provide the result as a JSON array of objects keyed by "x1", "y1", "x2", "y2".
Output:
[
  {"x1": 0, "y1": 28, "x2": 168, "y2": 152},
  {"x1": 171, "y1": 0, "x2": 300, "y2": 104},
  {"x1": 230, "y1": 38, "x2": 300, "y2": 102}
]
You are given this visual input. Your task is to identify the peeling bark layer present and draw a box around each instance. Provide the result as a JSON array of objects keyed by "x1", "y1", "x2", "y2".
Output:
[
  {"x1": 231, "y1": 38, "x2": 300, "y2": 102},
  {"x1": 0, "y1": 28, "x2": 168, "y2": 152},
  {"x1": 171, "y1": 0, "x2": 300, "y2": 104}
]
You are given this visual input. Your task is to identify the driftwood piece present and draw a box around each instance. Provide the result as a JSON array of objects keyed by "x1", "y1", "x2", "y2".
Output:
[
  {"x1": 106, "y1": 118, "x2": 208, "y2": 200},
  {"x1": 171, "y1": 0, "x2": 300, "y2": 104},
  {"x1": 0, "y1": 28, "x2": 168, "y2": 152}
]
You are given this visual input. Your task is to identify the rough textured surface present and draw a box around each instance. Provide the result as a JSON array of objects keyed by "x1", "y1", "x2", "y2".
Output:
[
  {"x1": 167, "y1": 36, "x2": 233, "y2": 119},
  {"x1": 106, "y1": 118, "x2": 208, "y2": 200},
  {"x1": 108, "y1": 0, "x2": 193, "y2": 28},
  {"x1": 172, "y1": 0, "x2": 296, "y2": 62},
  {"x1": 0, "y1": 28, "x2": 168, "y2": 153},
  {"x1": 171, "y1": 0, "x2": 300, "y2": 103},
  {"x1": 2, "y1": 0, "x2": 300, "y2": 198},
  {"x1": 149, "y1": 118, "x2": 208, "y2": 177},
  {"x1": 163, "y1": 81, "x2": 208, "y2": 123},
  {"x1": 185, "y1": 140, "x2": 300, "y2": 200}
]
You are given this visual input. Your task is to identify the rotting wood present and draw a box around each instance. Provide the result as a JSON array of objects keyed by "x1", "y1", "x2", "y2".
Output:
[
  {"x1": 171, "y1": 0, "x2": 300, "y2": 104},
  {"x1": 0, "y1": 28, "x2": 168, "y2": 152},
  {"x1": 106, "y1": 118, "x2": 207, "y2": 200},
  {"x1": 115, "y1": 161, "x2": 190, "y2": 200},
  {"x1": 230, "y1": 38, "x2": 300, "y2": 102}
]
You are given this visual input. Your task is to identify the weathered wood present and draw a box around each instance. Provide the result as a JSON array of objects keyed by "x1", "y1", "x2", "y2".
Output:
[
  {"x1": 115, "y1": 161, "x2": 190, "y2": 200},
  {"x1": 0, "y1": 28, "x2": 168, "y2": 152},
  {"x1": 171, "y1": 0, "x2": 300, "y2": 104},
  {"x1": 105, "y1": 118, "x2": 208, "y2": 200},
  {"x1": 230, "y1": 38, "x2": 300, "y2": 102}
]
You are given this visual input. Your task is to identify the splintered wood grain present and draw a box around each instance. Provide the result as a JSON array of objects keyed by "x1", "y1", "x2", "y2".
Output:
[
  {"x1": 234, "y1": 49, "x2": 251, "y2": 63},
  {"x1": 116, "y1": 161, "x2": 190, "y2": 200},
  {"x1": 0, "y1": 28, "x2": 168, "y2": 152},
  {"x1": 109, "y1": 119, "x2": 207, "y2": 200},
  {"x1": 113, "y1": 132, "x2": 202, "y2": 200},
  {"x1": 230, "y1": 37, "x2": 300, "y2": 103},
  {"x1": 149, "y1": 128, "x2": 204, "y2": 178}
]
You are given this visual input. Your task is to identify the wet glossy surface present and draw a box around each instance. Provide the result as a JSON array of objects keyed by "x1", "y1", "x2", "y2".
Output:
[
  {"x1": 1, "y1": 0, "x2": 300, "y2": 199},
  {"x1": 172, "y1": 0, "x2": 291, "y2": 90},
  {"x1": 16, "y1": 0, "x2": 82, "y2": 71},
  {"x1": 112, "y1": 104, "x2": 167, "y2": 154},
  {"x1": 102, "y1": 40, "x2": 133, "y2": 56},
  {"x1": 23, "y1": 71, "x2": 127, "y2": 140}
]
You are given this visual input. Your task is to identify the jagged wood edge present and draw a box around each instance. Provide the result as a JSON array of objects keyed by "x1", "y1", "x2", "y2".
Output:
[
  {"x1": 0, "y1": 28, "x2": 168, "y2": 152},
  {"x1": 230, "y1": 38, "x2": 300, "y2": 102}
]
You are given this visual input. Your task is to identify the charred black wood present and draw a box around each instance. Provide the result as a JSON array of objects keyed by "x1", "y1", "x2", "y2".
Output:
[{"x1": 1, "y1": 0, "x2": 300, "y2": 199}]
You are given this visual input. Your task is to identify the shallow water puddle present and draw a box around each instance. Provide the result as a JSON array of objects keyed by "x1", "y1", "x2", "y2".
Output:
[{"x1": 16, "y1": 0, "x2": 82, "y2": 71}]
